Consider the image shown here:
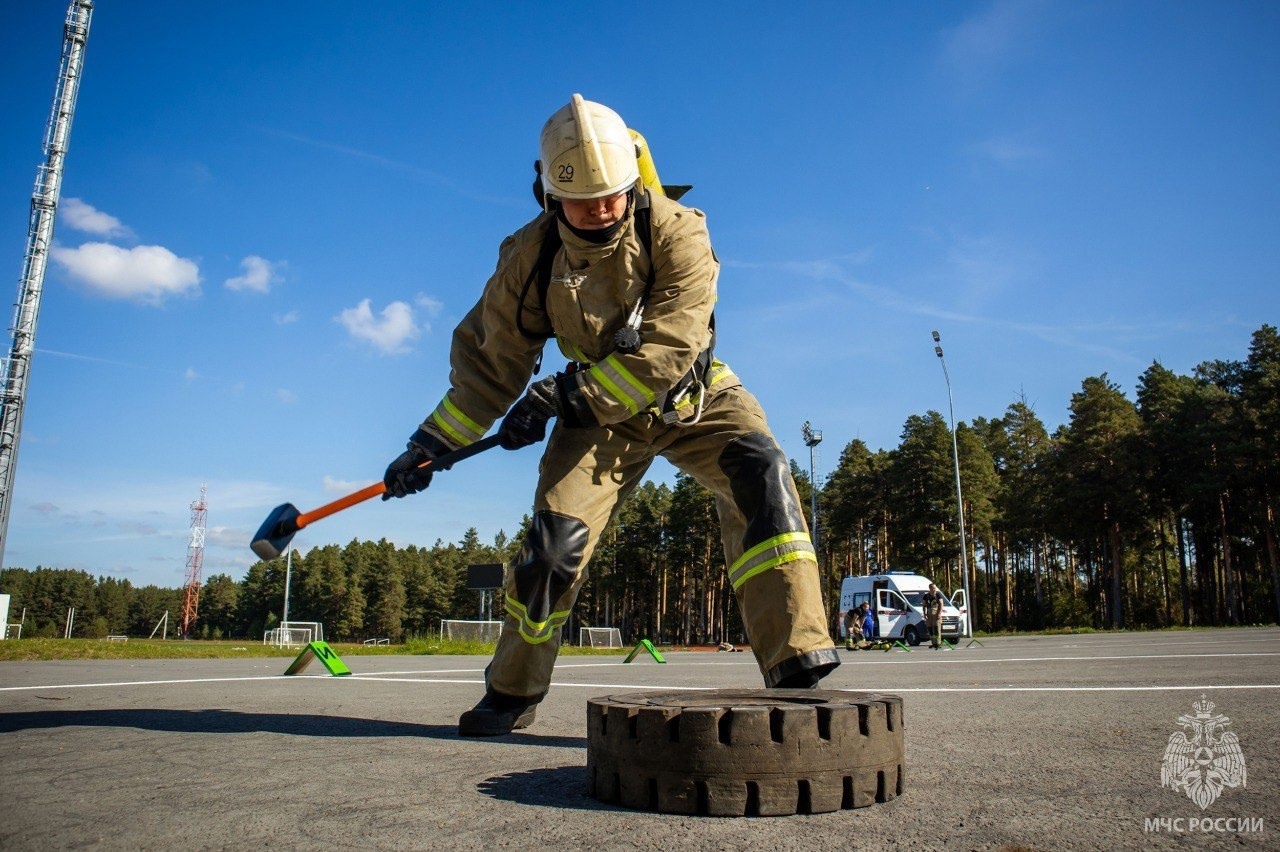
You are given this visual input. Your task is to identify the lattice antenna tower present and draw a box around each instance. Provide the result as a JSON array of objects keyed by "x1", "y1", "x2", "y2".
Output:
[
  {"x1": 179, "y1": 484, "x2": 207, "y2": 639},
  {"x1": 0, "y1": 1, "x2": 95, "y2": 569}
]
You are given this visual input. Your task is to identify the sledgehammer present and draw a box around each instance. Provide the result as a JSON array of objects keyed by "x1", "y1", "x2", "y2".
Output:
[{"x1": 250, "y1": 434, "x2": 503, "y2": 561}]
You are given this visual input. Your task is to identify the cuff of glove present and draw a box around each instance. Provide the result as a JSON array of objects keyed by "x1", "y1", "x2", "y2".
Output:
[
  {"x1": 409, "y1": 428, "x2": 453, "y2": 459},
  {"x1": 556, "y1": 374, "x2": 598, "y2": 429}
]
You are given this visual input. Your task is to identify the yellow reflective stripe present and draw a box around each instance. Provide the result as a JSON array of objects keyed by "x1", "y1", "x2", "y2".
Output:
[
  {"x1": 673, "y1": 361, "x2": 736, "y2": 411},
  {"x1": 592, "y1": 371, "x2": 639, "y2": 415},
  {"x1": 429, "y1": 396, "x2": 484, "y2": 447},
  {"x1": 430, "y1": 412, "x2": 467, "y2": 446},
  {"x1": 706, "y1": 360, "x2": 734, "y2": 387},
  {"x1": 556, "y1": 336, "x2": 592, "y2": 364},
  {"x1": 729, "y1": 532, "x2": 815, "y2": 590},
  {"x1": 732, "y1": 549, "x2": 813, "y2": 590},
  {"x1": 589, "y1": 354, "x2": 654, "y2": 414},
  {"x1": 505, "y1": 595, "x2": 571, "y2": 644},
  {"x1": 510, "y1": 613, "x2": 570, "y2": 644}
]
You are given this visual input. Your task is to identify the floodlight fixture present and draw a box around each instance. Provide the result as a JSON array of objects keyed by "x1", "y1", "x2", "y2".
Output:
[{"x1": 931, "y1": 330, "x2": 973, "y2": 639}]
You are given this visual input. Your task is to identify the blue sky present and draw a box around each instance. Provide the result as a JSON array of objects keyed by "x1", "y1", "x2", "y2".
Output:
[{"x1": 1, "y1": 1, "x2": 1276, "y2": 588}]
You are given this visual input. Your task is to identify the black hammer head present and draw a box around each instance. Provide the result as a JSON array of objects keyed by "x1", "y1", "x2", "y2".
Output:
[{"x1": 250, "y1": 502, "x2": 300, "y2": 561}]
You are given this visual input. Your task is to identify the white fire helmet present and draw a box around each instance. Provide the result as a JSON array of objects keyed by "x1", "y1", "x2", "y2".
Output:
[{"x1": 538, "y1": 94, "x2": 640, "y2": 205}]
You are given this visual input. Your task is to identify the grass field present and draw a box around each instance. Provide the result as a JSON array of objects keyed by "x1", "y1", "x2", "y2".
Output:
[
  {"x1": 0, "y1": 636, "x2": 628, "y2": 663},
  {"x1": 3, "y1": 624, "x2": 1252, "y2": 663}
]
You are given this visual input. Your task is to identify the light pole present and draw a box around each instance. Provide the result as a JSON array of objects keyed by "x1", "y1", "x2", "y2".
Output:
[
  {"x1": 282, "y1": 547, "x2": 293, "y2": 628},
  {"x1": 801, "y1": 421, "x2": 823, "y2": 558},
  {"x1": 932, "y1": 331, "x2": 976, "y2": 643}
]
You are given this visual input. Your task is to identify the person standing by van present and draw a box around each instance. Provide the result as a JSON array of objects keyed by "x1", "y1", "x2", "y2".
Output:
[
  {"x1": 923, "y1": 583, "x2": 945, "y2": 649},
  {"x1": 859, "y1": 602, "x2": 875, "y2": 647}
]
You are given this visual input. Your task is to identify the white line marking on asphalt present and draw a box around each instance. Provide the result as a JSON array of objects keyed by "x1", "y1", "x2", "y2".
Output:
[
  {"x1": 344, "y1": 679, "x2": 1280, "y2": 694},
  {"x1": 534, "y1": 682, "x2": 1280, "y2": 693},
  {"x1": 838, "y1": 685, "x2": 1280, "y2": 693},
  {"x1": 366, "y1": 661, "x2": 624, "y2": 677},
  {"x1": 359, "y1": 649, "x2": 1280, "y2": 679},
  {"x1": 342, "y1": 677, "x2": 484, "y2": 685},
  {"x1": 839, "y1": 651, "x2": 1280, "y2": 666},
  {"x1": 3, "y1": 670, "x2": 1277, "y2": 696},
  {"x1": 1053, "y1": 637, "x2": 1280, "y2": 648},
  {"x1": 4, "y1": 646, "x2": 1278, "y2": 693},
  {"x1": 0, "y1": 675, "x2": 318, "y2": 692}
]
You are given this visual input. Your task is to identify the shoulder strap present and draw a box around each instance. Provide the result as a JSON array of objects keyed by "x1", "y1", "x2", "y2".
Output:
[
  {"x1": 533, "y1": 219, "x2": 562, "y2": 326},
  {"x1": 515, "y1": 219, "x2": 560, "y2": 342}
]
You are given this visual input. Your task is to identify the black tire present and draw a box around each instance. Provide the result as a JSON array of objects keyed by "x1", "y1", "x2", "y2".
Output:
[
  {"x1": 903, "y1": 625, "x2": 920, "y2": 646},
  {"x1": 586, "y1": 689, "x2": 905, "y2": 816}
]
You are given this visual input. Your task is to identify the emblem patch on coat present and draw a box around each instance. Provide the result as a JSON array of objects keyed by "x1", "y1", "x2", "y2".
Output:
[{"x1": 551, "y1": 272, "x2": 587, "y2": 290}]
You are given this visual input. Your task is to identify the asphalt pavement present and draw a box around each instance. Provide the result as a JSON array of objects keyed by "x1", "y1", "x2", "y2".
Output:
[{"x1": 1, "y1": 627, "x2": 1277, "y2": 850}]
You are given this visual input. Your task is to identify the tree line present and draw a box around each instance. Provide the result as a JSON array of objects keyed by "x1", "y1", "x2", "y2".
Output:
[
  {"x1": 819, "y1": 324, "x2": 1279, "y2": 632},
  {"x1": 0, "y1": 531, "x2": 519, "y2": 642},
  {"x1": 3, "y1": 324, "x2": 1276, "y2": 642}
]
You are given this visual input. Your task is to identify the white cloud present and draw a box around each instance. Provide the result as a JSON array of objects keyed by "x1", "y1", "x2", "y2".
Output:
[
  {"x1": 274, "y1": 310, "x2": 300, "y2": 325},
  {"x1": 51, "y1": 242, "x2": 200, "y2": 304},
  {"x1": 60, "y1": 198, "x2": 133, "y2": 238},
  {"x1": 416, "y1": 294, "x2": 444, "y2": 316},
  {"x1": 276, "y1": 388, "x2": 297, "y2": 405},
  {"x1": 205, "y1": 526, "x2": 251, "y2": 548},
  {"x1": 415, "y1": 295, "x2": 443, "y2": 331},
  {"x1": 337, "y1": 298, "x2": 420, "y2": 355},
  {"x1": 225, "y1": 255, "x2": 284, "y2": 293},
  {"x1": 323, "y1": 475, "x2": 367, "y2": 494},
  {"x1": 184, "y1": 367, "x2": 199, "y2": 382}
]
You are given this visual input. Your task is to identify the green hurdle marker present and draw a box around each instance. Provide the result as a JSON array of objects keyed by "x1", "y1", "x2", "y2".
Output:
[
  {"x1": 623, "y1": 638, "x2": 666, "y2": 664},
  {"x1": 284, "y1": 640, "x2": 351, "y2": 676}
]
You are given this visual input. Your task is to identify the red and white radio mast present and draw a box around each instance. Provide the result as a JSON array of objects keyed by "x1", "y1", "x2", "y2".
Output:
[{"x1": 179, "y1": 484, "x2": 207, "y2": 639}]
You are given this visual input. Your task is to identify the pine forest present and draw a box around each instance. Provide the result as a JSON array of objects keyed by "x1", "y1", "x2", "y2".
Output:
[{"x1": 3, "y1": 324, "x2": 1277, "y2": 643}]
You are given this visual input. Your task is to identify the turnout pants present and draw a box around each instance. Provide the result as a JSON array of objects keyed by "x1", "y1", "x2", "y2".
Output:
[{"x1": 487, "y1": 385, "x2": 838, "y2": 699}]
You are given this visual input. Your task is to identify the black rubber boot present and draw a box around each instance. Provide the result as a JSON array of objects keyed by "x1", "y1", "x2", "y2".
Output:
[
  {"x1": 458, "y1": 690, "x2": 538, "y2": 737},
  {"x1": 772, "y1": 668, "x2": 823, "y2": 689},
  {"x1": 765, "y1": 648, "x2": 842, "y2": 689}
]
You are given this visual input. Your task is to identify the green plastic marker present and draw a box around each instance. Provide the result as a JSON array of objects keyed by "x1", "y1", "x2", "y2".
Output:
[
  {"x1": 623, "y1": 638, "x2": 666, "y2": 664},
  {"x1": 284, "y1": 640, "x2": 352, "y2": 676}
]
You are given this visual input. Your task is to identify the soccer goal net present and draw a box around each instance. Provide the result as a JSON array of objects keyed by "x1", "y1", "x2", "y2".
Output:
[
  {"x1": 579, "y1": 626, "x2": 623, "y2": 648},
  {"x1": 283, "y1": 621, "x2": 323, "y2": 642},
  {"x1": 263, "y1": 627, "x2": 312, "y2": 647},
  {"x1": 440, "y1": 619, "x2": 503, "y2": 643},
  {"x1": 263, "y1": 621, "x2": 325, "y2": 647}
]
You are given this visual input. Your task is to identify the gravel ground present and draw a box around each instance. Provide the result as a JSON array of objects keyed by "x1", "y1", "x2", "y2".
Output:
[{"x1": 1, "y1": 627, "x2": 1276, "y2": 850}]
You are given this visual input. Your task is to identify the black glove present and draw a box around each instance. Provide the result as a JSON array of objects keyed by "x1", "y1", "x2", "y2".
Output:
[
  {"x1": 498, "y1": 375, "x2": 562, "y2": 450},
  {"x1": 382, "y1": 429, "x2": 451, "y2": 500}
]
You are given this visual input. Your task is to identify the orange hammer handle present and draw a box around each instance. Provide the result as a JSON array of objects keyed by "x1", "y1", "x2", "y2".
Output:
[
  {"x1": 295, "y1": 482, "x2": 387, "y2": 530},
  {"x1": 294, "y1": 433, "x2": 504, "y2": 531}
]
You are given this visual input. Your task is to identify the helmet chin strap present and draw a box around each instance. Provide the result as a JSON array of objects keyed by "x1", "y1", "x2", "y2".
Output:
[{"x1": 554, "y1": 189, "x2": 634, "y2": 244}]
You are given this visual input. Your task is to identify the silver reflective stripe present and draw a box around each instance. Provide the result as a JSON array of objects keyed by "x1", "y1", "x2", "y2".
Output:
[
  {"x1": 429, "y1": 395, "x2": 485, "y2": 447},
  {"x1": 728, "y1": 532, "x2": 815, "y2": 590},
  {"x1": 588, "y1": 354, "x2": 654, "y2": 415}
]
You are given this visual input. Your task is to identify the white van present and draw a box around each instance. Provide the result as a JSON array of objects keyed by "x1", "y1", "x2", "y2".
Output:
[{"x1": 837, "y1": 571, "x2": 968, "y2": 646}]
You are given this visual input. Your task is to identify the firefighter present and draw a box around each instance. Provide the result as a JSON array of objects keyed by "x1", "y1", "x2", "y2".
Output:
[
  {"x1": 923, "y1": 583, "x2": 945, "y2": 649},
  {"x1": 383, "y1": 95, "x2": 839, "y2": 736}
]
